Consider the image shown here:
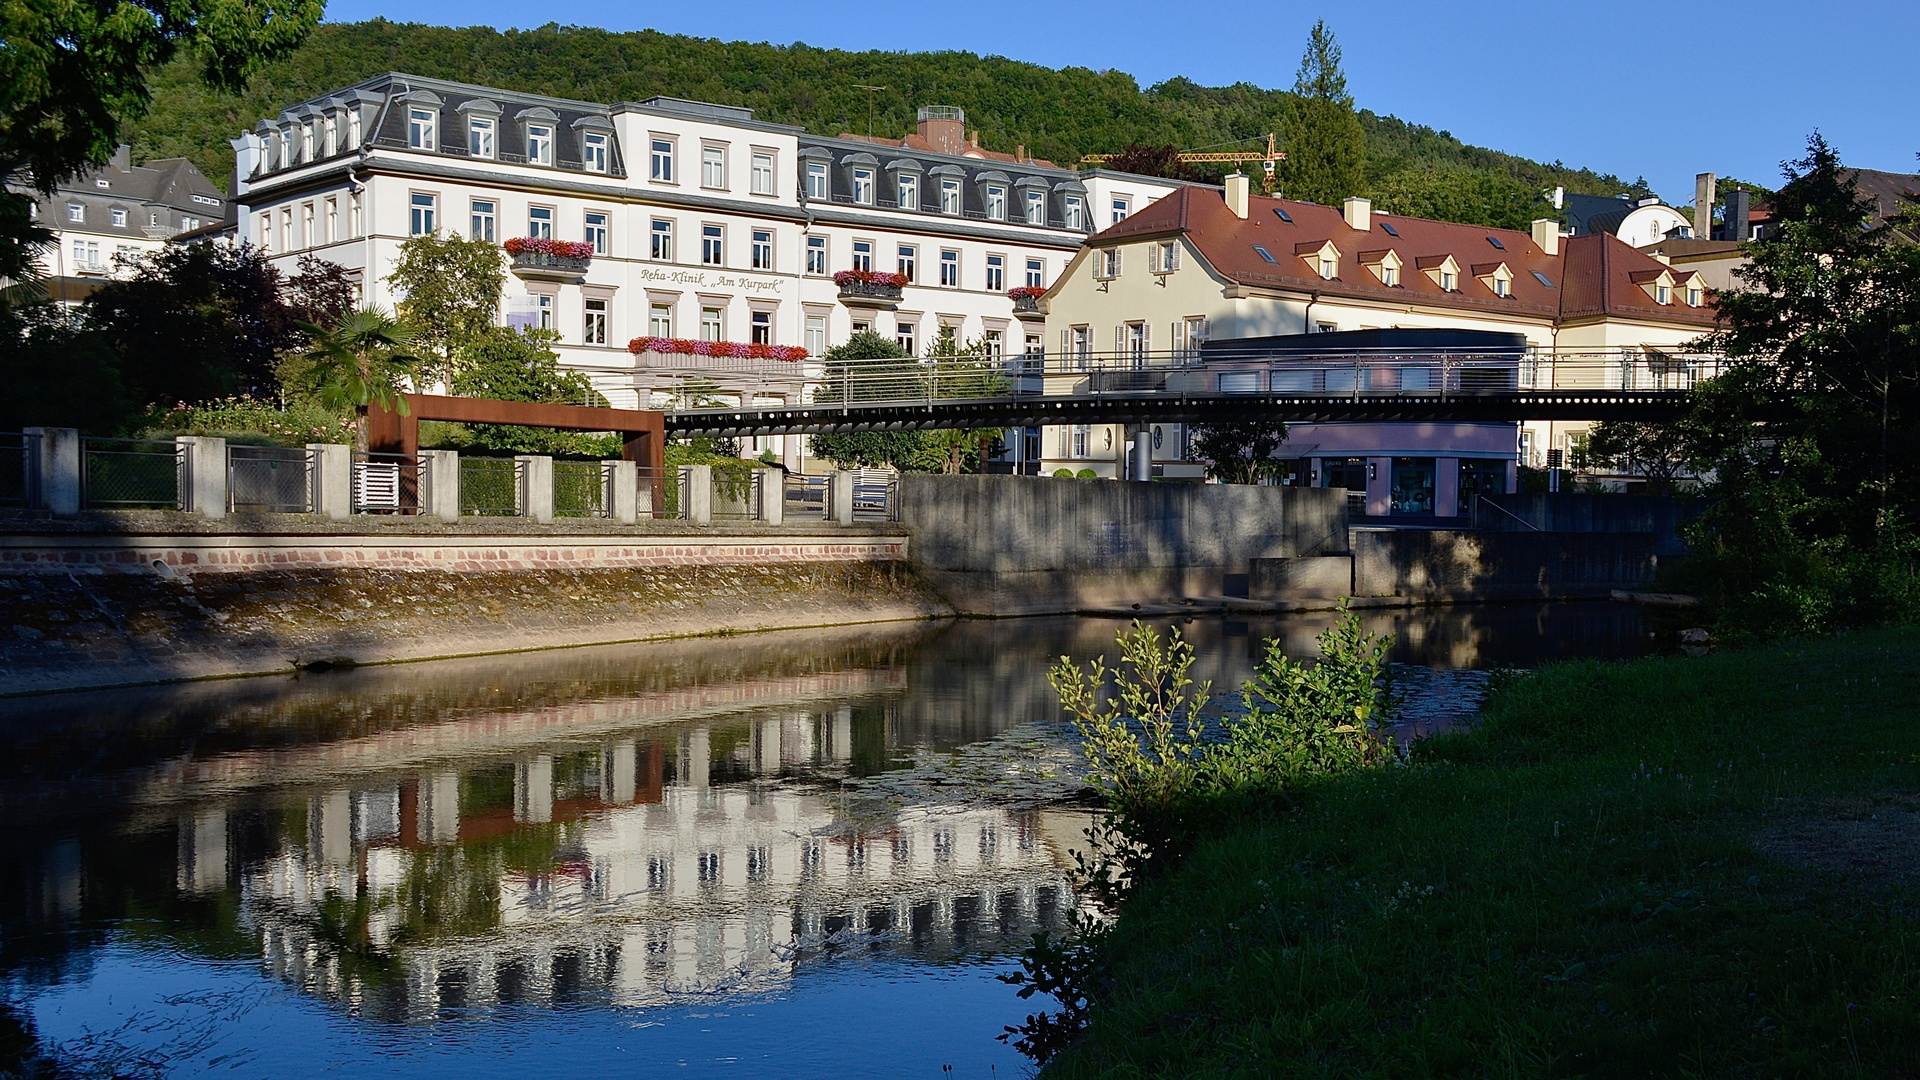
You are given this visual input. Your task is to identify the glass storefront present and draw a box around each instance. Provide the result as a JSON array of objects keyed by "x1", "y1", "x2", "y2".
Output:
[
  {"x1": 1390, "y1": 457, "x2": 1436, "y2": 515},
  {"x1": 1458, "y1": 458, "x2": 1509, "y2": 514},
  {"x1": 1320, "y1": 457, "x2": 1368, "y2": 492}
]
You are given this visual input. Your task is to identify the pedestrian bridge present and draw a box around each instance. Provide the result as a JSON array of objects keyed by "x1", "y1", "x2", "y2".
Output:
[{"x1": 655, "y1": 347, "x2": 1724, "y2": 437}]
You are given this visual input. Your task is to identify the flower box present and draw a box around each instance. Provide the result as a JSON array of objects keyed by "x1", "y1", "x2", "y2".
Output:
[
  {"x1": 833, "y1": 269, "x2": 907, "y2": 304},
  {"x1": 1007, "y1": 285, "x2": 1047, "y2": 314},
  {"x1": 505, "y1": 237, "x2": 592, "y2": 277},
  {"x1": 626, "y1": 337, "x2": 809, "y2": 362}
]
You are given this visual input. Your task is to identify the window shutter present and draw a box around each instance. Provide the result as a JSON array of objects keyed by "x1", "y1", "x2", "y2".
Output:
[
  {"x1": 1113, "y1": 326, "x2": 1123, "y2": 355},
  {"x1": 1171, "y1": 320, "x2": 1186, "y2": 354},
  {"x1": 1169, "y1": 244, "x2": 1180, "y2": 271},
  {"x1": 1142, "y1": 321, "x2": 1151, "y2": 352},
  {"x1": 1114, "y1": 248, "x2": 1123, "y2": 275},
  {"x1": 1200, "y1": 318, "x2": 1211, "y2": 344},
  {"x1": 1060, "y1": 329, "x2": 1069, "y2": 356},
  {"x1": 1148, "y1": 244, "x2": 1161, "y2": 273}
]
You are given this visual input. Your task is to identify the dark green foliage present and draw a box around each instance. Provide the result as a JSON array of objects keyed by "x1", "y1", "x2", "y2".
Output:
[
  {"x1": 1189, "y1": 421, "x2": 1289, "y2": 484},
  {"x1": 1277, "y1": 20, "x2": 1366, "y2": 206},
  {"x1": 0, "y1": 303, "x2": 131, "y2": 432},
  {"x1": 808, "y1": 331, "x2": 1002, "y2": 472},
  {"x1": 1583, "y1": 419, "x2": 1691, "y2": 493},
  {"x1": 1368, "y1": 163, "x2": 1548, "y2": 231},
  {"x1": 1095, "y1": 144, "x2": 1204, "y2": 183},
  {"x1": 128, "y1": 21, "x2": 1643, "y2": 230},
  {"x1": 388, "y1": 232, "x2": 509, "y2": 384},
  {"x1": 446, "y1": 327, "x2": 617, "y2": 457}
]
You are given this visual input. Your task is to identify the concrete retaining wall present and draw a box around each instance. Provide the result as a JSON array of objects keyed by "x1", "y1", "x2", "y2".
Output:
[
  {"x1": 898, "y1": 475, "x2": 1346, "y2": 609},
  {"x1": 1352, "y1": 528, "x2": 1658, "y2": 600},
  {"x1": 1472, "y1": 493, "x2": 1702, "y2": 556}
]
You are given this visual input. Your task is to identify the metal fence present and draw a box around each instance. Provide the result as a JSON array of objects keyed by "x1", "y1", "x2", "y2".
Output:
[
  {"x1": 554, "y1": 460, "x2": 609, "y2": 518},
  {"x1": 83, "y1": 437, "x2": 182, "y2": 509},
  {"x1": 710, "y1": 467, "x2": 761, "y2": 521},
  {"x1": 785, "y1": 474, "x2": 828, "y2": 520},
  {"x1": 228, "y1": 444, "x2": 314, "y2": 513},
  {"x1": 634, "y1": 465, "x2": 678, "y2": 519},
  {"x1": 460, "y1": 457, "x2": 522, "y2": 517},
  {"x1": 354, "y1": 453, "x2": 425, "y2": 514},
  {"x1": 852, "y1": 470, "x2": 898, "y2": 522},
  {"x1": 0, "y1": 432, "x2": 37, "y2": 508}
]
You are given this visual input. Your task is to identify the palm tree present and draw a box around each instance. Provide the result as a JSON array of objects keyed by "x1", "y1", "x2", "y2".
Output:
[{"x1": 296, "y1": 306, "x2": 423, "y2": 451}]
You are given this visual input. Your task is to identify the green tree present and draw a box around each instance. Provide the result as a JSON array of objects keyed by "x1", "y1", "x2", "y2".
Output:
[
  {"x1": 386, "y1": 232, "x2": 507, "y2": 387},
  {"x1": 0, "y1": 0, "x2": 322, "y2": 286},
  {"x1": 448, "y1": 326, "x2": 616, "y2": 456},
  {"x1": 0, "y1": 302, "x2": 130, "y2": 431},
  {"x1": 1369, "y1": 164, "x2": 1545, "y2": 230},
  {"x1": 809, "y1": 331, "x2": 1005, "y2": 473},
  {"x1": 1583, "y1": 420, "x2": 1691, "y2": 494},
  {"x1": 1278, "y1": 20, "x2": 1366, "y2": 205},
  {"x1": 296, "y1": 307, "x2": 425, "y2": 451},
  {"x1": 1190, "y1": 421, "x2": 1290, "y2": 485}
]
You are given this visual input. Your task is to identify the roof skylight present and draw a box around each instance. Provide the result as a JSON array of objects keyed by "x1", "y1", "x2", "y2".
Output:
[
  {"x1": 1273, "y1": 208, "x2": 1293, "y2": 224},
  {"x1": 1253, "y1": 245, "x2": 1277, "y2": 264},
  {"x1": 1487, "y1": 236, "x2": 1506, "y2": 250},
  {"x1": 1380, "y1": 222, "x2": 1399, "y2": 237},
  {"x1": 1531, "y1": 270, "x2": 1554, "y2": 288}
]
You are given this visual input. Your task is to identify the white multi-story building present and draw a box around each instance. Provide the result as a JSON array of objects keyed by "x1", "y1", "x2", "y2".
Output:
[
  {"x1": 13, "y1": 145, "x2": 227, "y2": 302},
  {"x1": 227, "y1": 74, "x2": 1178, "y2": 465}
]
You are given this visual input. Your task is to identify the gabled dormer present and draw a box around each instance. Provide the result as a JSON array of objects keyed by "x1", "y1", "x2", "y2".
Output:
[
  {"x1": 1416, "y1": 254, "x2": 1461, "y2": 292},
  {"x1": 1358, "y1": 248, "x2": 1402, "y2": 287},
  {"x1": 1673, "y1": 270, "x2": 1705, "y2": 307},
  {"x1": 1630, "y1": 267, "x2": 1677, "y2": 305},
  {"x1": 1295, "y1": 239, "x2": 1341, "y2": 281},
  {"x1": 1472, "y1": 261, "x2": 1515, "y2": 298}
]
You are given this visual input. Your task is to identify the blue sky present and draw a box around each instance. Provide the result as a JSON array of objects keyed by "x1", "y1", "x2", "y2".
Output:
[{"x1": 324, "y1": 0, "x2": 1916, "y2": 204}]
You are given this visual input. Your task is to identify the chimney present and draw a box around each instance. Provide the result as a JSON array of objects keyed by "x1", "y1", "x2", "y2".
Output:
[
  {"x1": 1726, "y1": 190, "x2": 1751, "y2": 242},
  {"x1": 1014, "y1": 144, "x2": 1026, "y2": 163},
  {"x1": 1343, "y1": 196, "x2": 1371, "y2": 231},
  {"x1": 1224, "y1": 173, "x2": 1249, "y2": 218},
  {"x1": 1552, "y1": 185, "x2": 1565, "y2": 210},
  {"x1": 967, "y1": 129, "x2": 980, "y2": 148},
  {"x1": 1531, "y1": 219, "x2": 1560, "y2": 256},
  {"x1": 1693, "y1": 172, "x2": 1716, "y2": 240},
  {"x1": 110, "y1": 144, "x2": 132, "y2": 173},
  {"x1": 916, "y1": 106, "x2": 967, "y2": 156}
]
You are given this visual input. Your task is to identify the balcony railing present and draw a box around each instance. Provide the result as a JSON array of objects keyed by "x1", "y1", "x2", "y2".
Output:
[
  {"x1": 835, "y1": 278, "x2": 904, "y2": 304},
  {"x1": 509, "y1": 249, "x2": 592, "y2": 275}
]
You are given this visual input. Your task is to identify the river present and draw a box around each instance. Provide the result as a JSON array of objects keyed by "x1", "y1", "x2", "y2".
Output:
[{"x1": 0, "y1": 604, "x2": 1654, "y2": 1078}]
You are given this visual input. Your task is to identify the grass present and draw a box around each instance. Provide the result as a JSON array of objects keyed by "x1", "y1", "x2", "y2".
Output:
[{"x1": 1046, "y1": 628, "x2": 1920, "y2": 1078}]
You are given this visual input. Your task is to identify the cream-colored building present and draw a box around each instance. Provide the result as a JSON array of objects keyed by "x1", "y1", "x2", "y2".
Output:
[
  {"x1": 1038, "y1": 176, "x2": 1718, "y2": 511},
  {"x1": 14, "y1": 145, "x2": 226, "y2": 303}
]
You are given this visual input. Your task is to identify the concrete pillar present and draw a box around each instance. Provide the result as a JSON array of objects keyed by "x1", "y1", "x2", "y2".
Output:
[
  {"x1": 830, "y1": 470, "x2": 855, "y2": 526},
  {"x1": 756, "y1": 468, "x2": 784, "y2": 525},
  {"x1": 307, "y1": 443, "x2": 353, "y2": 520},
  {"x1": 311, "y1": 790, "x2": 352, "y2": 867},
  {"x1": 1366, "y1": 456, "x2": 1392, "y2": 518},
  {"x1": 683, "y1": 464, "x2": 712, "y2": 525},
  {"x1": 604, "y1": 741, "x2": 637, "y2": 803},
  {"x1": 23, "y1": 427, "x2": 79, "y2": 516},
  {"x1": 1435, "y1": 457, "x2": 1460, "y2": 518},
  {"x1": 1131, "y1": 425, "x2": 1154, "y2": 481},
  {"x1": 416, "y1": 770, "x2": 461, "y2": 844},
  {"x1": 516, "y1": 455, "x2": 554, "y2": 523},
  {"x1": 176, "y1": 436, "x2": 227, "y2": 519},
  {"x1": 606, "y1": 460, "x2": 638, "y2": 524},
  {"x1": 423, "y1": 450, "x2": 461, "y2": 523}
]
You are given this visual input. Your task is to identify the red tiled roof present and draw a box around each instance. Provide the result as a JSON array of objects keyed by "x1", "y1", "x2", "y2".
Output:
[{"x1": 1091, "y1": 185, "x2": 1718, "y2": 328}]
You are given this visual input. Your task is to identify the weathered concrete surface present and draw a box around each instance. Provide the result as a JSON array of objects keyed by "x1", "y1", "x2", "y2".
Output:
[
  {"x1": 1352, "y1": 528, "x2": 1658, "y2": 600},
  {"x1": 897, "y1": 475, "x2": 1346, "y2": 611},
  {"x1": 1250, "y1": 556, "x2": 1354, "y2": 600},
  {"x1": 0, "y1": 562, "x2": 949, "y2": 695},
  {"x1": 1472, "y1": 493, "x2": 1702, "y2": 556}
]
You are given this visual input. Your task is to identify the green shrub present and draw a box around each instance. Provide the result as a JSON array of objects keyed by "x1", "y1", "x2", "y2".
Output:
[
  {"x1": 1053, "y1": 468, "x2": 1075, "y2": 478},
  {"x1": 1075, "y1": 468, "x2": 1098, "y2": 479}
]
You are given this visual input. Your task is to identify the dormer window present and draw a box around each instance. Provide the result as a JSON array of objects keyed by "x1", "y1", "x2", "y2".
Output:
[
  {"x1": 1630, "y1": 267, "x2": 1677, "y2": 305},
  {"x1": 1026, "y1": 190, "x2": 1045, "y2": 225},
  {"x1": 852, "y1": 167, "x2": 875, "y2": 204},
  {"x1": 1297, "y1": 240, "x2": 1341, "y2": 280},
  {"x1": 1418, "y1": 254, "x2": 1462, "y2": 292},
  {"x1": 347, "y1": 111, "x2": 361, "y2": 149},
  {"x1": 582, "y1": 131, "x2": 608, "y2": 173},
  {"x1": 1686, "y1": 285, "x2": 1702, "y2": 306},
  {"x1": 940, "y1": 178, "x2": 961, "y2": 215},
  {"x1": 469, "y1": 117, "x2": 495, "y2": 159},
  {"x1": 301, "y1": 125, "x2": 315, "y2": 162},
  {"x1": 1473, "y1": 262, "x2": 1514, "y2": 298},
  {"x1": 1656, "y1": 284, "x2": 1670, "y2": 304},
  {"x1": 1361, "y1": 249, "x2": 1403, "y2": 287},
  {"x1": 1440, "y1": 270, "x2": 1458, "y2": 291},
  {"x1": 323, "y1": 116, "x2": 337, "y2": 156},
  {"x1": 806, "y1": 161, "x2": 827, "y2": 199},
  {"x1": 1064, "y1": 195, "x2": 1085, "y2": 230},
  {"x1": 985, "y1": 184, "x2": 1007, "y2": 221},
  {"x1": 897, "y1": 174, "x2": 918, "y2": 210},
  {"x1": 408, "y1": 108, "x2": 436, "y2": 150},
  {"x1": 526, "y1": 124, "x2": 553, "y2": 166}
]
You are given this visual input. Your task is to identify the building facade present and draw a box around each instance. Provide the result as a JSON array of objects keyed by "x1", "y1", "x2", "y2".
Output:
[
  {"x1": 15, "y1": 145, "x2": 227, "y2": 302},
  {"x1": 1039, "y1": 177, "x2": 1718, "y2": 508},
  {"x1": 226, "y1": 74, "x2": 1178, "y2": 466}
]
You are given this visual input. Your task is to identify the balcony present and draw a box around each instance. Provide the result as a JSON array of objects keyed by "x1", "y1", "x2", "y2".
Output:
[
  {"x1": 1008, "y1": 288, "x2": 1047, "y2": 318},
  {"x1": 505, "y1": 239, "x2": 592, "y2": 282},
  {"x1": 833, "y1": 271, "x2": 906, "y2": 309}
]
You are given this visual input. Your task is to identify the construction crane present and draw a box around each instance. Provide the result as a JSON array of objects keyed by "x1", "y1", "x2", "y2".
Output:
[{"x1": 1080, "y1": 134, "x2": 1285, "y2": 189}]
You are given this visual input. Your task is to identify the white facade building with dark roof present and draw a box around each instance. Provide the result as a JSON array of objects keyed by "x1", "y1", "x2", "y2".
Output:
[
  {"x1": 227, "y1": 74, "x2": 1178, "y2": 466},
  {"x1": 15, "y1": 145, "x2": 227, "y2": 301}
]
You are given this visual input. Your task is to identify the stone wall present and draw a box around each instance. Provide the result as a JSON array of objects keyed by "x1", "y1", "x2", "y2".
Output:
[{"x1": 1351, "y1": 528, "x2": 1658, "y2": 600}]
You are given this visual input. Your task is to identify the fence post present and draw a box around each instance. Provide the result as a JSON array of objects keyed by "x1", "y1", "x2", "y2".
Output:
[
  {"x1": 830, "y1": 470, "x2": 855, "y2": 526},
  {"x1": 606, "y1": 460, "x2": 638, "y2": 524},
  {"x1": 307, "y1": 443, "x2": 352, "y2": 520},
  {"x1": 684, "y1": 464, "x2": 712, "y2": 526},
  {"x1": 756, "y1": 468, "x2": 784, "y2": 525},
  {"x1": 424, "y1": 450, "x2": 461, "y2": 523},
  {"x1": 177, "y1": 436, "x2": 227, "y2": 520},
  {"x1": 23, "y1": 427, "x2": 79, "y2": 516},
  {"x1": 516, "y1": 455, "x2": 554, "y2": 523}
]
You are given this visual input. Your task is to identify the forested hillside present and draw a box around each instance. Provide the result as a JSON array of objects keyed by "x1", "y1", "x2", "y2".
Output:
[{"x1": 129, "y1": 20, "x2": 1649, "y2": 229}]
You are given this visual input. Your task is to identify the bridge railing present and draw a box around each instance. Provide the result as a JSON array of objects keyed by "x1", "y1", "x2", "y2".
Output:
[{"x1": 638, "y1": 347, "x2": 1727, "y2": 416}]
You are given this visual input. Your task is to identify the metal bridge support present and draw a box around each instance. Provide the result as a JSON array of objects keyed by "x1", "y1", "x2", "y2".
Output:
[{"x1": 1131, "y1": 425, "x2": 1154, "y2": 482}]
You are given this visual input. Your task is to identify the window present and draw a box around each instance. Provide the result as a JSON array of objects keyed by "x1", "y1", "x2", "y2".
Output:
[
  {"x1": 584, "y1": 298, "x2": 608, "y2": 345},
  {"x1": 325, "y1": 198, "x2": 338, "y2": 244},
  {"x1": 1531, "y1": 269, "x2": 1555, "y2": 289},
  {"x1": 650, "y1": 219, "x2": 673, "y2": 261},
  {"x1": 1099, "y1": 248, "x2": 1122, "y2": 278},
  {"x1": 1064, "y1": 195, "x2": 1085, "y2": 230},
  {"x1": 323, "y1": 116, "x2": 337, "y2": 156},
  {"x1": 1319, "y1": 255, "x2": 1338, "y2": 279},
  {"x1": 805, "y1": 235, "x2": 827, "y2": 275},
  {"x1": 66, "y1": 203, "x2": 83, "y2": 223},
  {"x1": 896, "y1": 321, "x2": 917, "y2": 355},
  {"x1": 851, "y1": 240, "x2": 873, "y2": 272},
  {"x1": 940, "y1": 249, "x2": 960, "y2": 287},
  {"x1": 259, "y1": 213, "x2": 270, "y2": 250},
  {"x1": 409, "y1": 192, "x2": 436, "y2": 235},
  {"x1": 700, "y1": 306, "x2": 722, "y2": 341},
  {"x1": 805, "y1": 314, "x2": 826, "y2": 355},
  {"x1": 1026, "y1": 190, "x2": 1046, "y2": 225},
  {"x1": 806, "y1": 161, "x2": 828, "y2": 199},
  {"x1": 985, "y1": 184, "x2": 1007, "y2": 221},
  {"x1": 852, "y1": 167, "x2": 875, "y2": 205},
  {"x1": 940, "y1": 179, "x2": 961, "y2": 215},
  {"x1": 71, "y1": 239, "x2": 101, "y2": 267},
  {"x1": 984, "y1": 329, "x2": 1003, "y2": 361},
  {"x1": 1025, "y1": 258, "x2": 1044, "y2": 288},
  {"x1": 896, "y1": 174, "x2": 918, "y2": 211},
  {"x1": 301, "y1": 203, "x2": 314, "y2": 248},
  {"x1": 1273, "y1": 207, "x2": 1293, "y2": 223},
  {"x1": 1111, "y1": 196, "x2": 1131, "y2": 224},
  {"x1": 537, "y1": 294, "x2": 554, "y2": 331},
  {"x1": 109, "y1": 207, "x2": 126, "y2": 228},
  {"x1": 750, "y1": 310, "x2": 772, "y2": 345},
  {"x1": 302, "y1": 125, "x2": 315, "y2": 162},
  {"x1": 528, "y1": 205, "x2": 553, "y2": 239},
  {"x1": 584, "y1": 211, "x2": 609, "y2": 255},
  {"x1": 649, "y1": 303, "x2": 673, "y2": 336},
  {"x1": 281, "y1": 207, "x2": 292, "y2": 250},
  {"x1": 1069, "y1": 326, "x2": 1091, "y2": 369},
  {"x1": 582, "y1": 132, "x2": 608, "y2": 173},
  {"x1": 1686, "y1": 286, "x2": 1702, "y2": 306},
  {"x1": 897, "y1": 244, "x2": 917, "y2": 283},
  {"x1": 1487, "y1": 235, "x2": 1506, "y2": 250},
  {"x1": 751, "y1": 152, "x2": 775, "y2": 195},
  {"x1": 701, "y1": 224, "x2": 723, "y2": 265},
  {"x1": 1493, "y1": 276, "x2": 1510, "y2": 298},
  {"x1": 1440, "y1": 270, "x2": 1458, "y2": 291},
  {"x1": 985, "y1": 253, "x2": 1005, "y2": 291},
  {"x1": 1152, "y1": 241, "x2": 1178, "y2": 273},
  {"x1": 702, "y1": 145, "x2": 726, "y2": 188},
  {"x1": 650, "y1": 138, "x2": 674, "y2": 181},
  {"x1": 752, "y1": 228, "x2": 773, "y2": 270},
  {"x1": 468, "y1": 117, "x2": 495, "y2": 159},
  {"x1": 1380, "y1": 221, "x2": 1400, "y2": 237},
  {"x1": 408, "y1": 107, "x2": 436, "y2": 150},
  {"x1": 526, "y1": 125, "x2": 553, "y2": 166},
  {"x1": 1655, "y1": 283, "x2": 1670, "y2": 304},
  {"x1": 1071, "y1": 425, "x2": 1090, "y2": 458},
  {"x1": 350, "y1": 191, "x2": 361, "y2": 237},
  {"x1": 1381, "y1": 263, "x2": 1399, "y2": 287}
]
